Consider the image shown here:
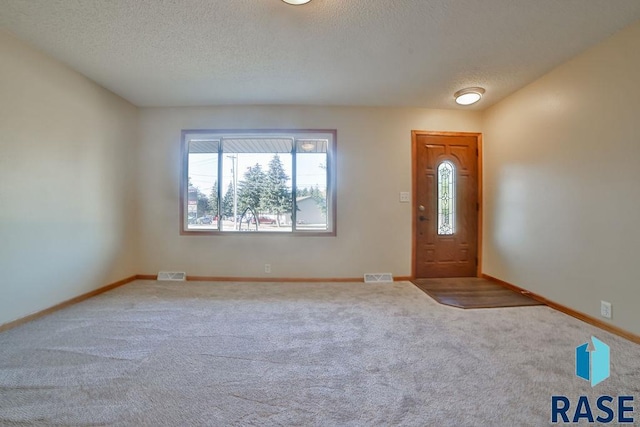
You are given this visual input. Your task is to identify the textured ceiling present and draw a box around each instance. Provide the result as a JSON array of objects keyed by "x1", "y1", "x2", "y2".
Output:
[{"x1": 1, "y1": 0, "x2": 640, "y2": 109}]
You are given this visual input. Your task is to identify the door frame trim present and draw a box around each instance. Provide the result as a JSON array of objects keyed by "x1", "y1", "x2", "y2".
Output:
[{"x1": 411, "y1": 130, "x2": 483, "y2": 279}]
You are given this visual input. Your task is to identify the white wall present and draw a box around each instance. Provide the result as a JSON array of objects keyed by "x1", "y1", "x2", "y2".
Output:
[
  {"x1": 0, "y1": 31, "x2": 139, "y2": 325},
  {"x1": 482, "y1": 21, "x2": 640, "y2": 335},
  {"x1": 137, "y1": 106, "x2": 482, "y2": 278}
]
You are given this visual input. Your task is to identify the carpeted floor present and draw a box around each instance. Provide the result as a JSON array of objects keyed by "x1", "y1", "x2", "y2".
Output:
[
  {"x1": 0, "y1": 280, "x2": 638, "y2": 426},
  {"x1": 412, "y1": 277, "x2": 544, "y2": 309}
]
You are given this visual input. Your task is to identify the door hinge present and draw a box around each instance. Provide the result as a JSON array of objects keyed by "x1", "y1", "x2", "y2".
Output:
[
  {"x1": 476, "y1": 148, "x2": 479, "y2": 156},
  {"x1": 475, "y1": 257, "x2": 478, "y2": 265},
  {"x1": 476, "y1": 202, "x2": 480, "y2": 211}
]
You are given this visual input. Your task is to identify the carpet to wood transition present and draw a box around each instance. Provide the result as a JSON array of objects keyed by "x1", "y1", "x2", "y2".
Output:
[{"x1": 412, "y1": 277, "x2": 544, "y2": 309}]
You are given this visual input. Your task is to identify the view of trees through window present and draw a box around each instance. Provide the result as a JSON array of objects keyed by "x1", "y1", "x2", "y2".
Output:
[{"x1": 184, "y1": 131, "x2": 335, "y2": 234}]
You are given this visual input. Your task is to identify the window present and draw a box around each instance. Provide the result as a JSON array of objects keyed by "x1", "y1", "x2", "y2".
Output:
[
  {"x1": 181, "y1": 130, "x2": 336, "y2": 235},
  {"x1": 437, "y1": 160, "x2": 455, "y2": 235}
]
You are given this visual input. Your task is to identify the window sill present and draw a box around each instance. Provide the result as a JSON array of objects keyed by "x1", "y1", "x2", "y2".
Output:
[{"x1": 180, "y1": 230, "x2": 336, "y2": 237}]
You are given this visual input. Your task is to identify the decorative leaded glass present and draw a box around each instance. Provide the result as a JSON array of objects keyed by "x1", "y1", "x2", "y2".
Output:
[{"x1": 437, "y1": 161, "x2": 455, "y2": 235}]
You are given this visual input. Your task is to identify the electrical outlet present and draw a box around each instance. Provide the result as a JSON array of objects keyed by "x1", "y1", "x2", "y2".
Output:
[
  {"x1": 264, "y1": 264, "x2": 271, "y2": 274},
  {"x1": 600, "y1": 301, "x2": 612, "y2": 319},
  {"x1": 399, "y1": 192, "x2": 410, "y2": 203}
]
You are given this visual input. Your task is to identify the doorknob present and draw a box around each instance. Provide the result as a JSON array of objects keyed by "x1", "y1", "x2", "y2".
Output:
[{"x1": 418, "y1": 205, "x2": 425, "y2": 211}]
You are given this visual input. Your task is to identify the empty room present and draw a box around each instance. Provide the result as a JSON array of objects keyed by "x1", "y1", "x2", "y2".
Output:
[{"x1": 1, "y1": 1, "x2": 639, "y2": 425}]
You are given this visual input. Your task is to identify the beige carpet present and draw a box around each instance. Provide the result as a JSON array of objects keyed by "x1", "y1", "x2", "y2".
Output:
[{"x1": 0, "y1": 280, "x2": 638, "y2": 426}]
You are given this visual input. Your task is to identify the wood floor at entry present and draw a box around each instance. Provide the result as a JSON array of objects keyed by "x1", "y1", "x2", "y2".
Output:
[{"x1": 412, "y1": 277, "x2": 543, "y2": 309}]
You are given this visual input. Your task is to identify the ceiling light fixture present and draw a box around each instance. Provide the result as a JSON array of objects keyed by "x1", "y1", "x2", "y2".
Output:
[
  {"x1": 299, "y1": 141, "x2": 316, "y2": 151},
  {"x1": 454, "y1": 87, "x2": 485, "y2": 106},
  {"x1": 282, "y1": 0, "x2": 312, "y2": 5}
]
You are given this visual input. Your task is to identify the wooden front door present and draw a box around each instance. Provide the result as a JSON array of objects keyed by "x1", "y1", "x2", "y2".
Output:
[{"x1": 412, "y1": 131, "x2": 480, "y2": 278}]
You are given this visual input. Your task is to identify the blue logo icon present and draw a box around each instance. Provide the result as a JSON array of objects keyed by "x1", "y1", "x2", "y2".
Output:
[{"x1": 576, "y1": 336, "x2": 610, "y2": 387}]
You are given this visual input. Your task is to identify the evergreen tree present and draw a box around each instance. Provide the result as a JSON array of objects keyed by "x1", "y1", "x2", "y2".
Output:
[
  {"x1": 237, "y1": 163, "x2": 266, "y2": 214},
  {"x1": 262, "y1": 155, "x2": 292, "y2": 226},
  {"x1": 209, "y1": 181, "x2": 219, "y2": 217},
  {"x1": 222, "y1": 182, "x2": 235, "y2": 218}
]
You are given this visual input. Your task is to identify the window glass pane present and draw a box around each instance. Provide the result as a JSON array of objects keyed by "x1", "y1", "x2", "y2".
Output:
[
  {"x1": 437, "y1": 161, "x2": 455, "y2": 235},
  {"x1": 295, "y1": 139, "x2": 329, "y2": 231},
  {"x1": 187, "y1": 139, "x2": 219, "y2": 230},
  {"x1": 221, "y1": 138, "x2": 293, "y2": 232},
  {"x1": 182, "y1": 130, "x2": 335, "y2": 235}
]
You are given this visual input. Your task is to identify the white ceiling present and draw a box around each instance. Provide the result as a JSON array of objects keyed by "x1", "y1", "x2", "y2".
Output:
[{"x1": 1, "y1": 0, "x2": 639, "y2": 109}]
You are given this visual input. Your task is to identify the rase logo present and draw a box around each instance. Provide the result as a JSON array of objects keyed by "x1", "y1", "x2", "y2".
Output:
[
  {"x1": 576, "y1": 336, "x2": 610, "y2": 387},
  {"x1": 551, "y1": 337, "x2": 635, "y2": 424}
]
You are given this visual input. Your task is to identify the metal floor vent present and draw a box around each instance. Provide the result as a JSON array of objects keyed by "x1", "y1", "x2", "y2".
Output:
[
  {"x1": 157, "y1": 271, "x2": 186, "y2": 281},
  {"x1": 364, "y1": 273, "x2": 393, "y2": 283}
]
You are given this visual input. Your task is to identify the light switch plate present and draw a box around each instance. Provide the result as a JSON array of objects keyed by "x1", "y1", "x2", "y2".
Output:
[
  {"x1": 600, "y1": 300, "x2": 612, "y2": 319},
  {"x1": 399, "y1": 192, "x2": 410, "y2": 203}
]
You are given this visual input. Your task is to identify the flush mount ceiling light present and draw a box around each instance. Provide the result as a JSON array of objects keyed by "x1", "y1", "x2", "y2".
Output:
[
  {"x1": 299, "y1": 141, "x2": 316, "y2": 151},
  {"x1": 282, "y1": 0, "x2": 312, "y2": 4},
  {"x1": 454, "y1": 87, "x2": 485, "y2": 106}
]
